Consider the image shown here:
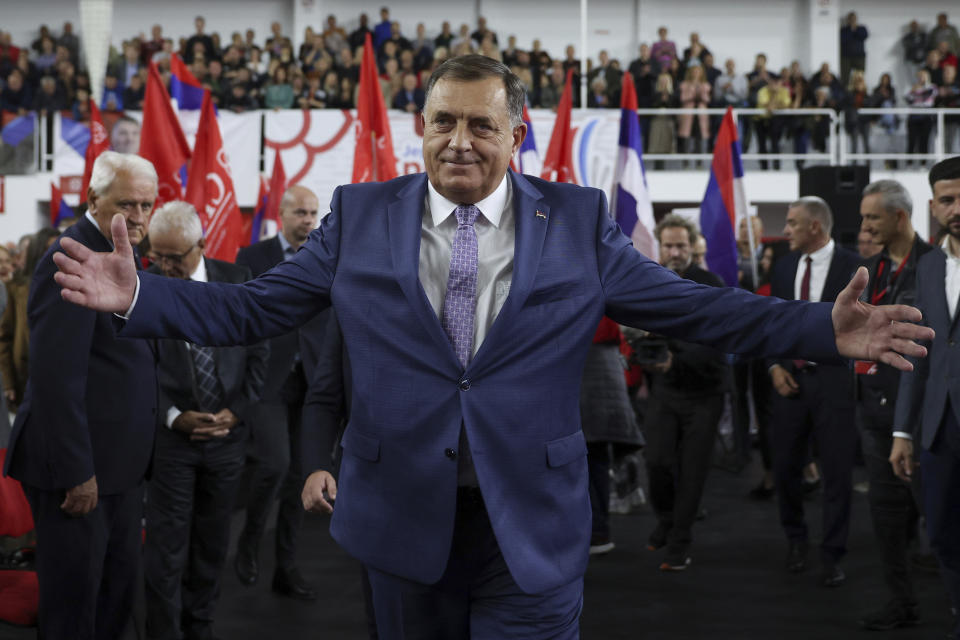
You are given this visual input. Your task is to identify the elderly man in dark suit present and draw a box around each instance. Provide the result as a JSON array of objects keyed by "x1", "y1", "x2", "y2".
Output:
[
  {"x1": 143, "y1": 201, "x2": 268, "y2": 640},
  {"x1": 52, "y1": 56, "x2": 932, "y2": 640},
  {"x1": 2, "y1": 151, "x2": 158, "y2": 640},
  {"x1": 233, "y1": 185, "x2": 318, "y2": 599},
  {"x1": 891, "y1": 157, "x2": 960, "y2": 640},
  {"x1": 767, "y1": 196, "x2": 861, "y2": 587}
]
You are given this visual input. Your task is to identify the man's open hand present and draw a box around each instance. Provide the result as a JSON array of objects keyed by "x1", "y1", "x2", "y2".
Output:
[
  {"x1": 53, "y1": 213, "x2": 138, "y2": 313},
  {"x1": 832, "y1": 267, "x2": 934, "y2": 371}
]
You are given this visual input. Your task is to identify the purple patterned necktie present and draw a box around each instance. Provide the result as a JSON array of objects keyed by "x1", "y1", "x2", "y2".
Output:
[{"x1": 441, "y1": 205, "x2": 480, "y2": 368}]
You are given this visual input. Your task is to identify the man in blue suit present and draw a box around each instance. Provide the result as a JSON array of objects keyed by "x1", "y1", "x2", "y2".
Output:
[
  {"x1": 53, "y1": 56, "x2": 932, "y2": 640},
  {"x1": 891, "y1": 156, "x2": 960, "y2": 640},
  {"x1": 3, "y1": 151, "x2": 159, "y2": 640}
]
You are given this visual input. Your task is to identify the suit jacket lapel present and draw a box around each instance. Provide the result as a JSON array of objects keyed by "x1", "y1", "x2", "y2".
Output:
[
  {"x1": 472, "y1": 172, "x2": 550, "y2": 368},
  {"x1": 77, "y1": 215, "x2": 114, "y2": 253},
  {"x1": 387, "y1": 175, "x2": 461, "y2": 367}
]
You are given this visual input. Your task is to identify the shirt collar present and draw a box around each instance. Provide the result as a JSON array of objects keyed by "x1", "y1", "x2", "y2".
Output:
[
  {"x1": 803, "y1": 238, "x2": 834, "y2": 263},
  {"x1": 189, "y1": 255, "x2": 208, "y2": 282},
  {"x1": 277, "y1": 231, "x2": 295, "y2": 256},
  {"x1": 942, "y1": 236, "x2": 960, "y2": 262},
  {"x1": 426, "y1": 174, "x2": 509, "y2": 229}
]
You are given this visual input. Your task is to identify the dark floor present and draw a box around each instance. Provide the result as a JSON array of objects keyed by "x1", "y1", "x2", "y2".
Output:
[{"x1": 1, "y1": 456, "x2": 953, "y2": 639}]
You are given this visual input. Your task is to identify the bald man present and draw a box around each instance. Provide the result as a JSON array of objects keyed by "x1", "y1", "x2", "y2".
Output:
[{"x1": 233, "y1": 185, "x2": 319, "y2": 600}]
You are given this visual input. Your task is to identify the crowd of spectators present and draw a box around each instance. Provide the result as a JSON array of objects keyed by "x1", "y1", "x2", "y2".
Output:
[{"x1": 1, "y1": 9, "x2": 960, "y2": 162}]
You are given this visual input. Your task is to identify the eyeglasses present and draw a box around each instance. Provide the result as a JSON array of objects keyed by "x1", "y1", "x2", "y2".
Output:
[{"x1": 147, "y1": 243, "x2": 198, "y2": 266}]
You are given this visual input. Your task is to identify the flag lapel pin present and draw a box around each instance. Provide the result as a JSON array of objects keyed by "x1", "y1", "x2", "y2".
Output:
[{"x1": 535, "y1": 209, "x2": 546, "y2": 219}]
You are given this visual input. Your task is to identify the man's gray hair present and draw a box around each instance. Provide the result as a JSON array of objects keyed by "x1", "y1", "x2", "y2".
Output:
[
  {"x1": 862, "y1": 179, "x2": 913, "y2": 217},
  {"x1": 654, "y1": 213, "x2": 700, "y2": 244},
  {"x1": 789, "y1": 196, "x2": 833, "y2": 235},
  {"x1": 149, "y1": 200, "x2": 203, "y2": 244},
  {"x1": 424, "y1": 54, "x2": 525, "y2": 128},
  {"x1": 88, "y1": 151, "x2": 157, "y2": 198}
]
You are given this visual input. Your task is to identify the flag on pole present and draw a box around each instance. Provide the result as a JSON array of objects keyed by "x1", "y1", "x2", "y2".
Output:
[
  {"x1": 249, "y1": 175, "x2": 270, "y2": 244},
  {"x1": 50, "y1": 182, "x2": 75, "y2": 227},
  {"x1": 169, "y1": 53, "x2": 206, "y2": 110},
  {"x1": 252, "y1": 149, "x2": 287, "y2": 241},
  {"x1": 612, "y1": 71, "x2": 657, "y2": 260},
  {"x1": 185, "y1": 91, "x2": 244, "y2": 261},
  {"x1": 510, "y1": 105, "x2": 541, "y2": 176},
  {"x1": 139, "y1": 62, "x2": 191, "y2": 207},
  {"x1": 540, "y1": 68, "x2": 576, "y2": 183},
  {"x1": 80, "y1": 99, "x2": 110, "y2": 202},
  {"x1": 699, "y1": 107, "x2": 747, "y2": 287},
  {"x1": 352, "y1": 32, "x2": 397, "y2": 183}
]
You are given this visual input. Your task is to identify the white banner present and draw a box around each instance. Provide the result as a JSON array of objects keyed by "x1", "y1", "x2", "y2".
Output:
[{"x1": 54, "y1": 109, "x2": 628, "y2": 211}]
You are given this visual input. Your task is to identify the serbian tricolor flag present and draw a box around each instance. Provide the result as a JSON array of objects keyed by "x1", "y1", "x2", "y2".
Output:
[
  {"x1": 352, "y1": 32, "x2": 397, "y2": 183},
  {"x1": 185, "y1": 91, "x2": 244, "y2": 261},
  {"x1": 249, "y1": 175, "x2": 270, "y2": 244},
  {"x1": 699, "y1": 107, "x2": 746, "y2": 287},
  {"x1": 80, "y1": 99, "x2": 110, "y2": 203},
  {"x1": 612, "y1": 72, "x2": 657, "y2": 260},
  {"x1": 50, "y1": 182, "x2": 75, "y2": 227},
  {"x1": 140, "y1": 62, "x2": 191, "y2": 207},
  {"x1": 510, "y1": 105, "x2": 541, "y2": 176},
  {"x1": 169, "y1": 54, "x2": 205, "y2": 110},
  {"x1": 540, "y1": 68, "x2": 576, "y2": 184}
]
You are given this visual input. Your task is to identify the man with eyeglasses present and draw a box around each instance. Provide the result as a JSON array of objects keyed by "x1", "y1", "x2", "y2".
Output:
[{"x1": 143, "y1": 201, "x2": 267, "y2": 640}]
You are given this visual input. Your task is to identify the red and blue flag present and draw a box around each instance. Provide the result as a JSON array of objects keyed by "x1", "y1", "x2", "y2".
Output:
[
  {"x1": 612, "y1": 72, "x2": 657, "y2": 260},
  {"x1": 169, "y1": 54, "x2": 205, "y2": 110},
  {"x1": 50, "y1": 182, "x2": 75, "y2": 227},
  {"x1": 699, "y1": 107, "x2": 747, "y2": 286}
]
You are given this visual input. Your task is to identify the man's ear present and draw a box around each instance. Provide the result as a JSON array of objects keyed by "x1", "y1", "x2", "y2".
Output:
[{"x1": 197, "y1": 237, "x2": 206, "y2": 253}]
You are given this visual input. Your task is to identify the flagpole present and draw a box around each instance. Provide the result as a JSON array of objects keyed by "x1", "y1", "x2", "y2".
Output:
[
  {"x1": 580, "y1": 0, "x2": 588, "y2": 112},
  {"x1": 746, "y1": 215, "x2": 759, "y2": 290}
]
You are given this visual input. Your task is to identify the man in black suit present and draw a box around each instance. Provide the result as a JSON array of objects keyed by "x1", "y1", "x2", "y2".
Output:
[
  {"x1": 143, "y1": 202, "x2": 268, "y2": 640},
  {"x1": 768, "y1": 196, "x2": 860, "y2": 587},
  {"x1": 233, "y1": 184, "x2": 318, "y2": 599},
  {"x1": 891, "y1": 157, "x2": 960, "y2": 640},
  {"x1": 2, "y1": 151, "x2": 159, "y2": 639},
  {"x1": 855, "y1": 180, "x2": 932, "y2": 630},
  {"x1": 641, "y1": 214, "x2": 727, "y2": 572}
]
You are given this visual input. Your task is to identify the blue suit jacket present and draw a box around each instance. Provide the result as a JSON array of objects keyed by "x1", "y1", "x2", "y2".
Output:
[
  {"x1": 119, "y1": 171, "x2": 838, "y2": 593},
  {"x1": 4, "y1": 216, "x2": 158, "y2": 494},
  {"x1": 895, "y1": 246, "x2": 960, "y2": 449}
]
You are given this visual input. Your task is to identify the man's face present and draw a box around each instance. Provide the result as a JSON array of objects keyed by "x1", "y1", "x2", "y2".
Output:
[
  {"x1": 692, "y1": 236, "x2": 707, "y2": 266},
  {"x1": 280, "y1": 189, "x2": 319, "y2": 246},
  {"x1": 152, "y1": 24, "x2": 162, "y2": 39},
  {"x1": 725, "y1": 59, "x2": 735, "y2": 74},
  {"x1": 738, "y1": 216, "x2": 762, "y2": 245},
  {"x1": 149, "y1": 228, "x2": 203, "y2": 279},
  {"x1": 659, "y1": 226, "x2": 692, "y2": 273},
  {"x1": 859, "y1": 193, "x2": 901, "y2": 247},
  {"x1": 783, "y1": 206, "x2": 817, "y2": 253},
  {"x1": 111, "y1": 121, "x2": 141, "y2": 154},
  {"x1": 422, "y1": 77, "x2": 525, "y2": 205},
  {"x1": 931, "y1": 177, "x2": 960, "y2": 241},
  {"x1": 88, "y1": 169, "x2": 157, "y2": 246},
  {"x1": 195, "y1": 17, "x2": 205, "y2": 33}
]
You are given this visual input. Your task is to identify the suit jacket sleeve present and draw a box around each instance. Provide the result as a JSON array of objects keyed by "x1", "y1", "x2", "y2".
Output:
[
  {"x1": 593, "y1": 192, "x2": 839, "y2": 361},
  {"x1": 122, "y1": 187, "x2": 343, "y2": 345},
  {"x1": 300, "y1": 308, "x2": 346, "y2": 473},
  {"x1": 25, "y1": 250, "x2": 98, "y2": 489},
  {"x1": 894, "y1": 273, "x2": 930, "y2": 437}
]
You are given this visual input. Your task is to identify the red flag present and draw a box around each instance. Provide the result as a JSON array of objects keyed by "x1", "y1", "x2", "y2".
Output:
[
  {"x1": 80, "y1": 100, "x2": 110, "y2": 202},
  {"x1": 352, "y1": 32, "x2": 397, "y2": 183},
  {"x1": 263, "y1": 149, "x2": 287, "y2": 235},
  {"x1": 185, "y1": 91, "x2": 243, "y2": 262},
  {"x1": 139, "y1": 62, "x2": 191, "y2": 207},
  {"x1": 540, "y1": 68, "x2": 577, "y2": 184}
]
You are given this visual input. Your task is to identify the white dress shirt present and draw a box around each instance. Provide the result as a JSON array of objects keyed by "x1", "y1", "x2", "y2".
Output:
[
  {"x1": 419, "y1": 174, "x2": 514, "y2": 358},
  {"x1": 794, "y1": 239, "x2": 835, "y2": 302},
  {"x1": 944, "y1": 236, "x2": 960, "y2": 321},
  {"x1": 166, "y1": 257, "x2": 209, "y2": 429}
]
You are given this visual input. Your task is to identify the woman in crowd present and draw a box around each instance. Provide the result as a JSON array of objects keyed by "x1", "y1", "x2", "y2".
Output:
[
  {"x1": 677, "y1": 64, "x2": 712, "y2": 161},
  {"x1": 842, "y1": 70, "x2": 872, "y2": 159},
  {"x1": 648, "y1": 72, "x2": 677, "y2": 168},
  {"x1": 263, "y1": 64, "x2": 294, "y2": 109},
  {"x1": 905, "y1": 68, "x2": 937, "y2": 164}
]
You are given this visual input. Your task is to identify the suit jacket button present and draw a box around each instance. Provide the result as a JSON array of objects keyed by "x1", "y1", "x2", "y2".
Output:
[
  {"x1": 458, "y1": 379, "x2": 471, "y2": 391},
  {"x1": 445, "y1": 448, "x2": 457, "y2": 459}
]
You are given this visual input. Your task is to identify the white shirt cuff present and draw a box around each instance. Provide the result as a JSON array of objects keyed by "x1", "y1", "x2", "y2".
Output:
[
  {"x1": 892, "y1": 431, "x2": 913, "y2": 441},
  {"x1": 166, "y1": 406, "x2": 182, "y2": 429},
  {"x1": 117, "y1": 275, "x2": 141, "y2": 320}
]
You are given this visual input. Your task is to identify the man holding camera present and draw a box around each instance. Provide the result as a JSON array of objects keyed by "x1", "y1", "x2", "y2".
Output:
[{"x1": 642, "y1": 214, "x2": 727, "y2": 571}]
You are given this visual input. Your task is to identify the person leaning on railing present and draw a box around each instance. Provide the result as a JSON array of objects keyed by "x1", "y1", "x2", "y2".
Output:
[{"x1": 904, "y1": 69, "x2": 938, "y2": 164}]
